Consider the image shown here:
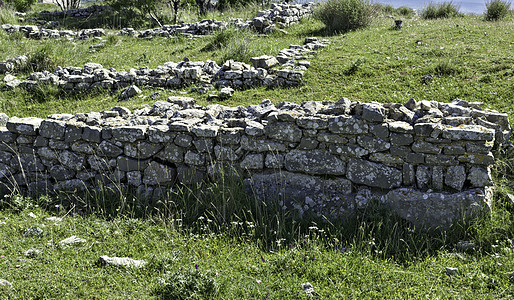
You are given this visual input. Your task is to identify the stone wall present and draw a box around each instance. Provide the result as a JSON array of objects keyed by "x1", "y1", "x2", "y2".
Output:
[
  {"x1": 6, "y1": 37, "x2": 327, "y2": 92},
  {"x1": 0, "y1": 97, "x2": 510, "y2": 229}
]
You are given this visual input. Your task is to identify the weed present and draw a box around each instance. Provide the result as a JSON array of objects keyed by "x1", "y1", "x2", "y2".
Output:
[
  {"x1": 345, "y1": 57, "x2": 366, "y2": 75},
  {"x1": 484, "y1": 0, "x2": 512, "y2": 21},
  {"x1": 421, "y1": 1, "x2": 461, "y2": 19},
  {"x1": 314, "y1": 0, "x2": 376, "y2": 33},
  {"x1": 432, "y1": 59, "x2": 461, "y2": 76},
  {"x1": 202, "y1": 28, "x2": 237, "y2": 52}
]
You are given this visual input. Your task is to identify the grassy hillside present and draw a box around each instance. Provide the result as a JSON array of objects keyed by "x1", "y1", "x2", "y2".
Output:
[{"x1": 0, "y1": 3, "x2": 513, "y2": 299}]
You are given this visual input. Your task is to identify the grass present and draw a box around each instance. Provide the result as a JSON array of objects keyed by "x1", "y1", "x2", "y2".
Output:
[{"x1": 0, "y1": 4, "x2": 513, "y2": 298}]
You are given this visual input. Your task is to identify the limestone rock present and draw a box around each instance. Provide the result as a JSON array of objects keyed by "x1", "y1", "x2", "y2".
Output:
[
  {"x1": 382, "y1": 187, "x2": 492, "y2": 229},
  {"x1": 347, "y1": 159, "x2": 402, "y2": 189},
  {"x1": 98, "y1": 255, "x2": 146, "y2": 267},
  {"x1": 285, "y1": 150, "x2": 346, "y2": 175}
]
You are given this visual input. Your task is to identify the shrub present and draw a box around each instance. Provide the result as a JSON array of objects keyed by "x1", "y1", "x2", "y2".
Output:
[
  {"x1": 154, "y1": 268, "x2": 220, "y2": 299},
  {"x1": 397, "y1": 6, "x2": 415, "y2": 17},
  {"x1": 314, "y1": 0, "x2": 375, "y2": 33},
  {"x1": 421, "y1": 1, "x2": 461, "y2": 19},
  {"x1": 4, "y1": 0, "x2": 36, "y2": 12},
  {"x1": 484, "y1": 0, "x2": 511, "y2": 21}
]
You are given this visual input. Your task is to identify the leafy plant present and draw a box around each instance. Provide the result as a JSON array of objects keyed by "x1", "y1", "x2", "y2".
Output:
[
  {"x1": 4, "y1": 0, "x2": 36, "y2": 12},
  {"x1": 314, "y1": 0, "x2": 375, "y2": 33},
  {"x1": 484, "y1": 0, "x2": 511, "y2": 21},
  {"x1": 154, "y1": 268, "x2": 220, "y2": 299}
]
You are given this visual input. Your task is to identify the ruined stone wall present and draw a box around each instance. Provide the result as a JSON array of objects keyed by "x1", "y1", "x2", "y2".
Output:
[{"x1": 0, "y1": 97, "x2": 510, "y2": 228}]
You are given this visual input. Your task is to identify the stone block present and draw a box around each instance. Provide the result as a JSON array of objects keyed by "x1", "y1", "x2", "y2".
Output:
[
  {"x1": 285, "y1": 149, "x2": 346, "y2": 175},
  {"x1": 346, "y1": 158, "x2": 402, "y2": 189}
]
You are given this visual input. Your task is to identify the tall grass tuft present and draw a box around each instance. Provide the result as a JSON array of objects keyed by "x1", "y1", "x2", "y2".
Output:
[
  {"x1": 314, "y1": 0, "x2": 375, "y2": 33},
  {"x1": 421, "y1": 1, "x2": 461, "y2": 19},
  {"x1": 217, "y1": 28, "x2": 258, "y2": 64},
  {"x1": 484, "y1": 0, "x2": 511, "y2": 21}
]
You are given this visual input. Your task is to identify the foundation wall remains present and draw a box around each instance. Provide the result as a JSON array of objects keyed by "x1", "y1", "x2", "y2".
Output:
[{"x1": 0, "y1": 97, "x2": 510, "y2": 229}]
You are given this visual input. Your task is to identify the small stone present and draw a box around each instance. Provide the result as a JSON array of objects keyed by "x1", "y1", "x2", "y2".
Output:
[
  {"x1": 98, "y1": 256, "x2": 146, "y2": 267},
  {"x1": 59, "y1": 236, "x2": 86, "y2": 245},
  {"x1": 0, "y1": 279, "x2": 12, "y2": 287},
  {"x1": 446, "y1": 267, "x2": 460, "y2": 276},
  {"x1": 45, "y1": 216, "x2": 62, "y2": 222},
  {"x1": 119, "y1": 85, "x2": 142, "y2": 101},
  {"x1": 23, "y1": 248, "x2": 41, "y2": 258},
  {"x1": 220, "y1": 87, "x2": 234, "y2": 99},
  {"x1": 23, "y1": 227, "x2": 43, "y2": 237}
]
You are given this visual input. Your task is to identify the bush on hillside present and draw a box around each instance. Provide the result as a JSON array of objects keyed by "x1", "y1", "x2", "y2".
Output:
[
  {"x1": 314, "y1": 0, "x2": 375, "y2": 33},
  {"x1": 484, "y1": 0, "x2": 511, "y2": 21},
  {"x1": 421, "y1": 1, "x2": 461, "y2": 19},
  {"x1": 4, "y1": 0, "x2": 36, "y2": 12}
]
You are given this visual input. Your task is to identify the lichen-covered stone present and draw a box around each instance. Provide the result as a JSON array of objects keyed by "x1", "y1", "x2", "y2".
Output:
[
  {"x1": 467, "y1": 167, "x2": 492, "y2": 187},
  {"x1": 240, "y1": 153, "x2": 264, "y2": 170},
  {"x1": 356, "y1": 135, "x2": 390, "y2": 152},
  {"x1": 445, "y1": 165, "x2": 466, "y2": 190},
  {"x1": 107, "y1": 126, "x2": 147, "y2": 142},
  {"x1": 6, "y1": 117, "x2": 42, "y2": 135},
  {"x1": 39, "y1": 120, "x2": 66, "y2": 140},
  {"x1": 265, "y1": 122, "x2": 302, "y2": 143},
  {"x1": 347, "y1": 159, "x2": 402, "y2": 189},
  {"x1": 285, "y1": 150, "x2": 346, "y2": 175},
  {"x1": 156, "y1": 144, "x2": 184, "y2": 163},
  {"x1": 143, "y1": 161, "x2": 175, "y2": 185},
  {"x1": 442, "y1": 125, "x2": 495, "y2": 141},
  {"x1": 382, "y1": 187, "x2": 492, "y2": 229},
  {"x1": 362, "y1": 102, "x2": 385, "y2": 123},
  {"x1": 245, "y1": 171, "x2": 354, "y2": 217},
  {"x1": 328, "y1": 116, "x2": 368, "y2": 135}
]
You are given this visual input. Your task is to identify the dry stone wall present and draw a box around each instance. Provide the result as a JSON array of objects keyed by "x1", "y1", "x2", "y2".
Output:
[
  {"x1": 7, "y1": 37, "x2": 327, "y2": 92},
  {"x1": 0, "y1": 97, "x2": 510, "y2": 229}
]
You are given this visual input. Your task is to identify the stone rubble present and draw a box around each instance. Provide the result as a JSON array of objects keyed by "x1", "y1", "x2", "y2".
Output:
[
  {"x1": 11, "y1": 37, "x2": 327, "y2": 93},
  {"x1": 0, "y1": 97, "x2": 509, "y2": 229},
  {"x1": 2, "y1": 3, "x2": 314, "y2": 40}
]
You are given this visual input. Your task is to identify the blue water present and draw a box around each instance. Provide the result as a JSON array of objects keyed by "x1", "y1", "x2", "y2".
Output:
[{"x1": 374, "y1": 0, "x2": 486, "y2": 14}]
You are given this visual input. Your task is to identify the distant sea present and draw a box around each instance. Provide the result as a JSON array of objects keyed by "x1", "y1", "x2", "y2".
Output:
[
  {"x1": 298, "y1": 0, "x2": 488, "y2": 14},
  {"x1": 373, "y1": 0, "x2": 486, "y2": 14}
]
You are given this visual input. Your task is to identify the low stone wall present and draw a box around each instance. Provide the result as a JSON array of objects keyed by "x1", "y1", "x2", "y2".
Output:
[
  {"x1": 0, "y1": 97, "x2": 510, "y2": 229},
  {"x1": 8, "y1": 37, "x2": 327, "y2": 92}
]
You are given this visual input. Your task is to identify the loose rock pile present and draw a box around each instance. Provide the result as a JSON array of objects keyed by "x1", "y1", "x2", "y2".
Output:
[
  {"x1": 12, "y1": 37, "x2": 327, "y2": 92},
  {"x1": 2, "y1": 3, "x2": 314, "y2": 40},
  {"x1": 0, "y1": 97, "x2": 509, "y2": 229}
]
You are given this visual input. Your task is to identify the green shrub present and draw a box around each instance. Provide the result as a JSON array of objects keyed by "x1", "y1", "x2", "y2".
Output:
[
  {"x1": 397, "y1": 6, "x2": 415, "y2": 17},
  {"x1": 421, "y1": 1, "x2": 461, "y2": 19},
  {"x1": 314, "y1": 0, "x2": 375, "y2": 33},
  {"x1": 4, "y1": 0, "x2": 36, "y2": 12},
  {"x1": 154, "y1": 268, "x2": 220, "y2": 299},
  {"x1": 484, "y1": 0, "x2": 511, "y2": 21}
]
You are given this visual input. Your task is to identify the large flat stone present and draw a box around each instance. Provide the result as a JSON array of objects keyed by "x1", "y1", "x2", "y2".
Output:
[
  {"x1": 245, "y1": 171, "x2": 354, "y2": 218},
  {"x1": 285, "y1": 149, "x2": 346, "y2": 175},
  {"x1": 382, "y1": 187, "x2": 492, "y2": 229},
  {"x1": 346, "y1": 158, "x2": 402, "y2": 189}
]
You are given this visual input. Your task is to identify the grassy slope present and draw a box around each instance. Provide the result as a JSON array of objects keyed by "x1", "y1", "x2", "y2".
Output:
[{"x1": 0, "y1": 6, "x2": 513, "y2": 299}]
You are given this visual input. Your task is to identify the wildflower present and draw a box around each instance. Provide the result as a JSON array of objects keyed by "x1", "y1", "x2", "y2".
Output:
[
  {"x1": 195, "y1": 264, "x2": 198, "y2": 270},
  {"x1": 256, "y1": 279, "x2": 262, "y2": 283},
  {"x1": 260, "y1": 254, "x2": 265, "y2": 263},
  {"x1": 313, "y1": 254, "x2": 316, "y2": 260}
]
